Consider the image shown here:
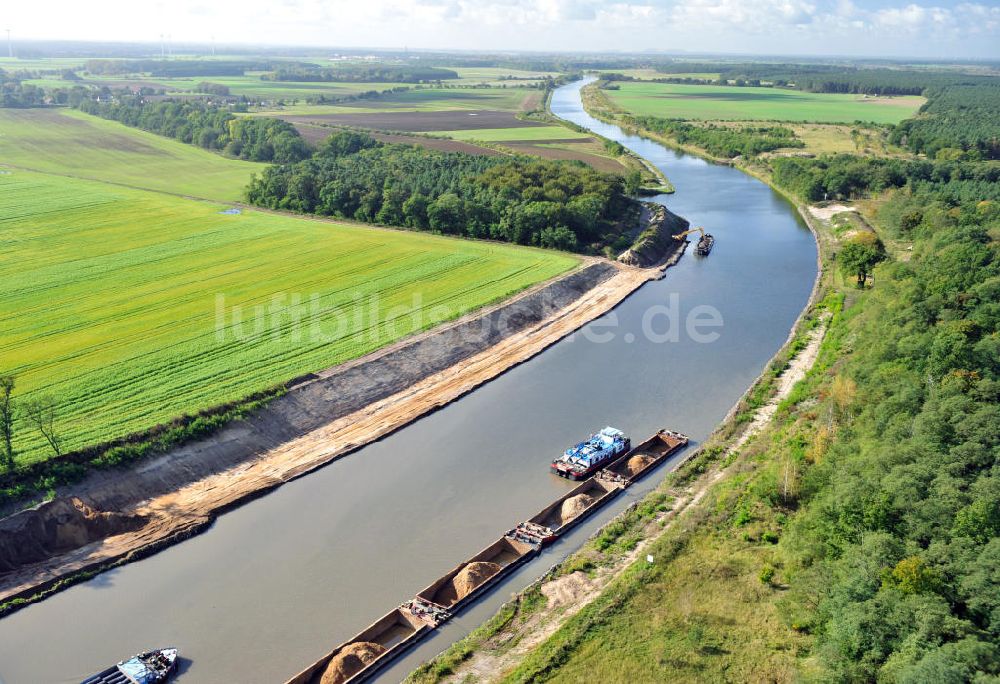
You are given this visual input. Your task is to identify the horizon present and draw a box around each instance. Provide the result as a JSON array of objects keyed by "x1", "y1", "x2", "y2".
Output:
[
  {"x1": 4, "y1": 0, "x2": 1000, "y2": 60},
  {"x1": 3, "y1": 38, "x2": 1000, "y2": 64}
]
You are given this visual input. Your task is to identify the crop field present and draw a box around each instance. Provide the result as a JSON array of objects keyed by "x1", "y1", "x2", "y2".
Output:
[
  {"x1": 613, "y1": 68, "x2": 721, "y2": 81},
  {"x1": 449, "y1": 66, "x2": 559, "y2": 85},
  {"x1": 277, "y1": 108, "x2": 540, "y2": 132},
  {"x1": 1, "y1": 170, "x2": 575, "y2": 464},
  {"x1": 291, "y1": 121, "x2": 500, "y2": 156},
  {"x1": 302, "y1": 86, "x2": 537, "y2": 112},
  {"x1": 267, "y1": 91, "x2": 625, "y2": 171},
  {"x1": 503, "y1": 141, "x2": 627, "y2": 173},
  {"x1": 437, "y1": 125, "x2": 591, "y2": 142},
  {"x1": 604, "y1": 82, "x2": 924, "y2": 124},
  {"x1": 0, "y1": 108, "x2": 258, "y2": 201}
]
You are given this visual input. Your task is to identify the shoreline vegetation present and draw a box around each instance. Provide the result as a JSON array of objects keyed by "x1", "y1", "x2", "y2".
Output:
[{"x1": 404, "y1": 75, "x2": 1000, "y2": 683}]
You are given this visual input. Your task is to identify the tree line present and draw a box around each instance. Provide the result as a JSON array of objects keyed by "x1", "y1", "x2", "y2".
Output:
[
  {"x1": 78, "y1": 97, "x2": 312, "y2": 163},
  {"x1": 652, "y1": 62, "x2": 997, "y2": 95},
  {"x1": 83, "y1": 59, "x2": 268, "y2": 78},
  {"x1": 0, "y1": 69, "x2": 93, "y2": 107},
  {"x1": 620, "y1": 112, "x2": 804, "y2": 158},
  {"x1": 265, "y1": 65, "x2": 459, "y2": 83},
  {"x1": 245, "y1": 131, "x2": 634, "y2": 253},
  {"x1": 770, "y1": 154, "x2": 1000, "y2": 203}
]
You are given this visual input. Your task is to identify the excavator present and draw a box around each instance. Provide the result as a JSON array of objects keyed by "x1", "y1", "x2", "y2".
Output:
[{"x1": 673, "y1": 226, "x2": 715, "y2": 256}]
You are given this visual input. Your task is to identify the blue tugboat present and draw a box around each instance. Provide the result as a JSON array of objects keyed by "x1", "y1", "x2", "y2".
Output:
[
  {"x1": 551, "y1": 427, "x2": 630, "y2": 480},
  {"x1": 81, "y1": 648, "x2": 178, "y2": 684}
]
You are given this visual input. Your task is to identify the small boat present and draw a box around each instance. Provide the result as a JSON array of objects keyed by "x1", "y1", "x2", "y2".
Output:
[
  {"x1": 81, "y1": 648, "x2": 178, "y2": 684},
  {"x1": 696, "y1": 233, "x2": 715, "y2": 256},
  {"x1": 550, "y1": 427, "x2": 630, "y2": 480}
]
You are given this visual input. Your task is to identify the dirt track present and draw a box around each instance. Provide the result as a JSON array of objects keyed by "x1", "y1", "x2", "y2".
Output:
[{"x1": 0, "y1": 261, "x2": 662, "y2": 609}]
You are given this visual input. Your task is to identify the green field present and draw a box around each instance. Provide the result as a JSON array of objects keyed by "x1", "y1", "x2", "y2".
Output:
[
  {"x1": 254, "y1": 86, "x2": 540, "y2": 114},
  {"x1": 438, "y1": 125, "x2": 591, "y2": 142},
  {"x1": 0, "y1": 109, "x2": 258, "y2": 201},
  {"x1": 24, "y1": 70, "x2": 544, "y2": 109},
  {"x1": 1, "y1": 170, "x2": 575, "y2": 463},
  {"x1": 605, "y1": 82, "x2": 924, "y2": 124}
]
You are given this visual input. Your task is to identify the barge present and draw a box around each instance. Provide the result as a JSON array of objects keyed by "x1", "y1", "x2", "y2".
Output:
[
  {"x1": 285, "y1": 607, "x2": 430, "y2": 684},
  {"x1": 415, "y1": 535, "x2": 539, "y2": 613},
  {"x1": 287, "y1": 427, "x2": 689, "y2": 684},
  {"x1": 81, "y1": 648, "x2": 178, "y2": 684},
  {"x1": 599, "y1": 429, "x2": 689, "y2": 485},
  {"x1": 696, "y1": 233, "x2": 715, "y2": 256},
  {"x1": 550, "y1": 426, "x2": 630, "y2": 480},
  {"x1": 520, "y1": 478, "x2": 623, "y2": 544}
]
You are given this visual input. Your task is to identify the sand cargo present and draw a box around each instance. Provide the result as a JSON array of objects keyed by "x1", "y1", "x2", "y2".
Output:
[
  {"x1": 522, "y1": 478, "x2": 623, "y2": 544},
  {"x1": 599, "y1": 429, "x2": 689, "y2": 485},
  {"x1": 285, "y1": 608, "x2": 430, "y2": 684},
  {"x1": 414, "y1": 536, "x2": 539, "y2": 613}
]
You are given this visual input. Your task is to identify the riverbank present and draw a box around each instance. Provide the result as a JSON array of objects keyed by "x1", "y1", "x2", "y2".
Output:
[
  {"x1": 0, "y1": 257, "x2": 677, "y2": 615},
  {"x1": 401, "y1": 77, "x2": 834, "y2": 683}
]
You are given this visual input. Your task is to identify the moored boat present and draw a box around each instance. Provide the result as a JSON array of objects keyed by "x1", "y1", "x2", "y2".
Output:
[
  {"x1": 550, "y1": 426, "x2": 630, "y2": 480},
  {"x1": 696, "y1": 233, "x2": 715, "y2": 256},
  {"x1": 81, "y1": 648, "x2": 178, "y2": 684}
]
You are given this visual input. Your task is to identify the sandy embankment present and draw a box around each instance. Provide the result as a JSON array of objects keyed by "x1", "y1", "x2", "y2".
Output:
[{"x1": 0, "y1": 254, "x2": 677, "y2": 609}]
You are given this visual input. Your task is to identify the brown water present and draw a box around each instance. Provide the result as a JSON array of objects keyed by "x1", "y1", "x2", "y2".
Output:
[{"x1": 0, "y1": 79, "x2": 817, "y2": 684}]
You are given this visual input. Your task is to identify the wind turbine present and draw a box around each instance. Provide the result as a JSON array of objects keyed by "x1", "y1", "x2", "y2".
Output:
[{"x1": 6, "y1": 29, "x2": 11, "y2": 59}]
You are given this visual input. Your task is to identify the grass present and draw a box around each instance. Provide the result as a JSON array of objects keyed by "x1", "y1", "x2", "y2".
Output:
[
  {"x1": 0, "y1": 108, "x2": 258, "y2": 201},
  {"x1": 438, "y1": 126, "x2": 591, "y2": 142},
  {"x1": 604, "y1": 81, "x2": 924, "y2": 124},
  {"x1": 503, "y1": 520, "x2": 810, "y2": 684},
  {"x1": 1, "y1": 170, "x2": 576, "y2": 464}
]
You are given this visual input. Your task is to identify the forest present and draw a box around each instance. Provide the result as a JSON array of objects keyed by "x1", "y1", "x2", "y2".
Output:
[
  {"x1": 653, "y1": 62, "x2": 997, "y2": 95},
  {"x1": 245, "y1": 131, "x2": 632, "y2": 253},
  {"x1": 78, "y1": 98, "x2": 312, "y2": 163},
  {"x1": 891, "y1": 84, "x2": 1000, "y2": 160},
  {"x1": 761, "y1": 157, "x2": 1000, "y2": 681},
  {"x1": 771, "y1": 155, "x2": 1000, "y2": 202},
  {"x1": 265, "y1": 65, "x2": 459, "y2": 83}
]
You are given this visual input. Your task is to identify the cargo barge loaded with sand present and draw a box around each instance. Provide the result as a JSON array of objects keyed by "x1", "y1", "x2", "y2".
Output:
[{"x1": 287, "y1": 429, "x2": 688, "y2": 684}]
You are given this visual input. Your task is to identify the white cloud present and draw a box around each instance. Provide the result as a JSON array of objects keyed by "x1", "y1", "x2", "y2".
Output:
[{"x1": 5, "y1": 0, "x2": 1000, "y2": 58}]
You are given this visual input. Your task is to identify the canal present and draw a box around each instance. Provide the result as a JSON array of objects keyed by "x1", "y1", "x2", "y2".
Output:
[{"x1": 0, "y1": 78, "x2": 817, "y2": 684}]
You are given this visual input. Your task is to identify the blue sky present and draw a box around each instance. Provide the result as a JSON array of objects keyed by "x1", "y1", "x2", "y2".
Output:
[{"x1": 7, "y1": 0, "x2": 1000, "y2": 59}]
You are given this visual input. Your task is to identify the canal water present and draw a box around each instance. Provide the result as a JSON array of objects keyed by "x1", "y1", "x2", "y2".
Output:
[{"x1": 0, "y1": 79, "x2": 816, "y2": 684}]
